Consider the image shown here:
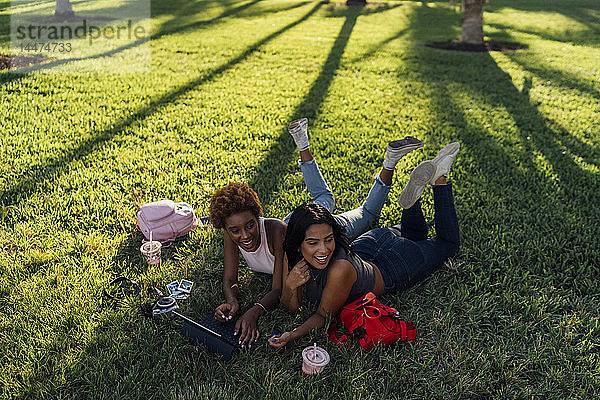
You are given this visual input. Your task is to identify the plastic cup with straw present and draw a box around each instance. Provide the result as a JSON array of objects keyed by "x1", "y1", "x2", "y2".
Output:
[
  {"x1": 140, "y1": 231, "x2": 162, "y2": 264},
  {"x1": 301, "y1": 343, "x2": 330, "y2": 376}
]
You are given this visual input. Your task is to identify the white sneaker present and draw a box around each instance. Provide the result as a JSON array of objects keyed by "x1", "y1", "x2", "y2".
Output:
[
  {"x1": 429, "y1": 142, "x2": 460, "y2": 184},
  {"x1": 288, "y1": 118, "x2": 309, "y2": 151},
  {"x1": 382, "y1": 136, "x2": 424, "y2": 170},
  {"x1": 398, "y1": 160, "x2": 436, "y2": 209}
]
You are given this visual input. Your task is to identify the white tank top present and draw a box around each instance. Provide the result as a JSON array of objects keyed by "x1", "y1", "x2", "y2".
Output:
[{"x1": 238, "y1": 217, "x2": 275, "y2": 274}]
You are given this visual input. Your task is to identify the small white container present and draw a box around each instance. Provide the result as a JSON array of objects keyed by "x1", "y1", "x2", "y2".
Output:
[
  {"x1": 140, "y1": 241, "x2": 162, "y2": 265},
  {"x1": 302, "y1": 344, "x2": 330, "y2": 376}
]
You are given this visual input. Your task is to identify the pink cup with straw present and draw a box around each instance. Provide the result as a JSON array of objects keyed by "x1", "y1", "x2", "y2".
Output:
[
  {"x1": 140, "y1": 231, "x2": 162, "y2": 265},
  {"x1": 302, "y1": 343, "x2": 330, "y2": 376}
]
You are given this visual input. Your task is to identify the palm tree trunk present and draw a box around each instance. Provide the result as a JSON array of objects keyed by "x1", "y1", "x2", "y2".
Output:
[
  {"x1": 55, "y1": 0, "x2": 75, "y2": 18},
  {"x1": 461, "y1": 0, "x2": 485, "y2": 45}
]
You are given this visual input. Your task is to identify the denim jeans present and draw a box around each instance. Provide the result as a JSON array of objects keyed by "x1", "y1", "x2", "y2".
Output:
[
  {"x1": 351, "y1": 183, "x2": 460, "y2": 294},
  {"x1": 332, "y1": 176, "x2": 390, "y2": 241},
  {"x1": 283, "y1": 159, "x2": 390, "y2": 242}
]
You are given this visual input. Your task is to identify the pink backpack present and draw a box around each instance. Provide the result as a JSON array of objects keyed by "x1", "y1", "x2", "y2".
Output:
[{"x1": 136, "y1": 200, "x2": 199, "y2": 244}]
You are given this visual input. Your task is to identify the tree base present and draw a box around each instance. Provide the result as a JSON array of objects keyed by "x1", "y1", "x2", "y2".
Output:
[
  {"x1": 0, "y1": 54, "x2": 54, "y2": 70},
  {"x1": 53, "y1": 10, "x2": 76, "y2": 22},
  {"x1": 426, "y1": 40, "x2": 528, "y2": 52},
  {"x1": 29, "y1": 14, "x2": 116, "y2": 23},
  {"x1": 54, "y1": 10, "x2": 75, "y2": 17}
]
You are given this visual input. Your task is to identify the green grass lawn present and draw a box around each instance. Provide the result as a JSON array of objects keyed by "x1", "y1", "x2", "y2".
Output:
[{"x1": 1, "y1": 0, "x2": 599, "y2": 398}]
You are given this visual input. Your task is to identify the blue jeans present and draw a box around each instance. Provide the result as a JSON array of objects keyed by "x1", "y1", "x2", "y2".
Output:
[
  {"x1": 283, "y1": 159, "x2": 390, "y2": 241},
  {"x1": 351, "y1": 183, "x2": 460, "y2": 293}
]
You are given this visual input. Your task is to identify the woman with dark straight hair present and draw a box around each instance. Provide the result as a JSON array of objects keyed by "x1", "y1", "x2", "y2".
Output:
[
  {"x1": 270, "y1": 143, "x2": 461, "y2": 348},
  {"x1": 282, "y1": 204, "x2": 350, "y2": 269}
]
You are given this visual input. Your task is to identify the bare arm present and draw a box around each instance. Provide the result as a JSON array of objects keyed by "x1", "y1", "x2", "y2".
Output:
[
  {"x1": 215, "y1": 232, "x2": 240, "y2": 321},
  {"x1": 257, "y1": 219, "x2": 286, "y2": 310},
  {"x1": 236, "y1": 219, "x2": 285, "y2": 345},
  {"x1": 280, "y1": 257, "x2": 310, "y2": 312},
  {"x1": 270, "y1": 260, "x2": 356, "y2": 347}
]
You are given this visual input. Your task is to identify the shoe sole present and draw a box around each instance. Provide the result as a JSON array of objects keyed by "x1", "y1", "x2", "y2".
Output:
[
  {"x1": 430, "y1": 142, "x2": 460, "y2": 184},
  {"x1": 432, "y1": 142, "x2": 460, "y2": 164},
  {"x1": 288, "y1": 118, "x2": 308, "y2": 132},
  {"x1": 398, "y1": 161, "x2": 435, "y2": 209},
  {"x1": 388, "y1": 137, "x2": 423, "y2": 152}
]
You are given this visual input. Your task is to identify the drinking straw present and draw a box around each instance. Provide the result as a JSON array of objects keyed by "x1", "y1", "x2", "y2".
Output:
[
  {"x1": 150, "y1": 231, "x2": 153, "y2": 243},
  {"x1": 312, "y1": 343, "x2": 317, "y2": 361}
]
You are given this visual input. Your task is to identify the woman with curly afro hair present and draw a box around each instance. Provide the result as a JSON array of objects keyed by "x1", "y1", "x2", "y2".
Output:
[{"x1": 209, "y1": 117, "x2": 424, "y2": 348}]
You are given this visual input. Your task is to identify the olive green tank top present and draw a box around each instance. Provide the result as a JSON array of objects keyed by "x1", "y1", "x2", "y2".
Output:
[{"x1": 304, "y1": 248, "x2": 375, "y2": 304}]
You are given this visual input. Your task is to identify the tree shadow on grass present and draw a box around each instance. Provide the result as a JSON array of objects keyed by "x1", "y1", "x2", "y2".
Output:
[
  {"x1": 247, "y1": 5, "x2": 361, "y2": 204},
  {"x1": 0, "y1": 9, "x2": 8, "y2": 45},
  {"x1": 1, "y1": 0, "x2": 315, "y2": 83},
  {"x1": 0, "y1": 0, "x2": 219, "y2": 45},
  {"x1": 348, "y1": 26, "x2": 408, "y2": 63},
  {"x1": 248, "y1": 2, "x2": 402, "y2": 209},
  {"x1": 486, "y1": 17, "x2": 600, "y2": 104},
  {"x1": 484, "y1": 24, "x2": 600, "y2": 100},
  {"x1": 406, "y1": 3, "x2": 600, "y2": 288},
  {"x1": 485, "y1": 21, "x2": 600, "y2": 47},
  {"x1": 485, "y1": 0, "x2": 600, "y2": 45},
  {"x1": 0, "y1": 2, "x2": 325, "y2": 211},
  {"x1": 226, "y1": 0, "x2": 314, "y2": 19},
  {"x1": 0, "y1": 0, "x2": 264, "y2": 81},
  {"x1": 150, "y1": 0, "x2": 314, "y2": 42},
  {"x1": 152, "y1": 0, "x2": 234, "y2": 20}
]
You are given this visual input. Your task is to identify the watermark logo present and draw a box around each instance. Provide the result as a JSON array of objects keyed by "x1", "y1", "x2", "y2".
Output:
[{"x1": 9, "y1": 0, "x2": 150, "y2": 73}]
